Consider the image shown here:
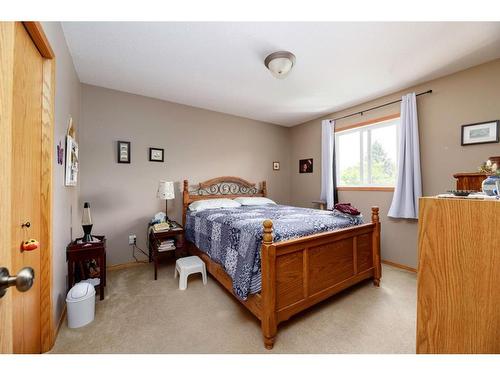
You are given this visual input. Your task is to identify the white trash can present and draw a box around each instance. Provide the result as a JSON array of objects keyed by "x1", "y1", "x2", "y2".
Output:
[{"x1": 66, "y1": 282, "x2": 96, "y2": 328}]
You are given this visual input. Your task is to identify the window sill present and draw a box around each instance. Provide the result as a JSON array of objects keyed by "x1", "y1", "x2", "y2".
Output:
[{"x1": 337, "y1": 186, "x2": 395, "y2": 192}]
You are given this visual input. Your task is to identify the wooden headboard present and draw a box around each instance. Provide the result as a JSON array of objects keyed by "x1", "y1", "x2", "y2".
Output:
[{"x1": 182, "y1": 176, "x2": 267, "y2": 225}]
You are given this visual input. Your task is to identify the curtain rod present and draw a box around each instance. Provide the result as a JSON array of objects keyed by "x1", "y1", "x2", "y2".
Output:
[{"x1": 329, "y1": 90, "x2": 432, "y2": 123}]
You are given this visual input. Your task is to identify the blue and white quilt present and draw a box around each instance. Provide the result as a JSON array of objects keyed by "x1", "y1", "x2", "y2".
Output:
[{"x1": 185, "y1": 204, "x2": 363, "y2": 300}]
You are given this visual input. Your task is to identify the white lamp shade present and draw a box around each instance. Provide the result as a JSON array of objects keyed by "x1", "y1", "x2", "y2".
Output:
[{"x1": 157, "y1": 181, "x2": 175, "y2": 200}]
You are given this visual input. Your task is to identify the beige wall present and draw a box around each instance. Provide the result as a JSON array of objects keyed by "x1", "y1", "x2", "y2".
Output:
[
  {"x1": 290, "y1": 58, "x2": 500, "y2": 268},
  {"x1": 42, "y1": 22, "x2": 82, "y2": 326},
  {"x1": 66, "y1": 54, "x2": 500, "y2": 275},
  {"x1": 79, "y1": 84, "x2": 291, "y2": 265}
]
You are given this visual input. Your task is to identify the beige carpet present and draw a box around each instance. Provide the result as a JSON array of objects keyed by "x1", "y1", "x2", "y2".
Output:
[{"x1": 51, "y1": 262, "x2": 417, "y2": 354}]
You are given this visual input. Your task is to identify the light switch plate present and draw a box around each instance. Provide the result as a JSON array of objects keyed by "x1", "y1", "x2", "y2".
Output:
[{"x1": 128, "y1": 234, "x2": 136, "y2": 245}]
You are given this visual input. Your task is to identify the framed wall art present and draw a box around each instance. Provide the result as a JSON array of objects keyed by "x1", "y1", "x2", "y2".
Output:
[
  {"x1": 149, "y1": 147, "x2": 164, "y2": 162},
  {"x1": 65, "y1": 135, "x2": 79, "y2": 186},
  {"x1": 117, "y1": 141, "x2": 131, "y2": 163},
  {"x1": 461, "y1": 120, "x2": 499, "y2": 146},
  {"x1": 299, "y1": 158, "x2": 313, "y2": 173},
  {"x1": 57, "y1": 140, "x2": 64, "y2": 165}
]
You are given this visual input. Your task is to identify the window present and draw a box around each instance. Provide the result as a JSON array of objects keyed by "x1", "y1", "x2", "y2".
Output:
[{"x1": 335, "y1": 116, "x2": 399, "y2": 188}]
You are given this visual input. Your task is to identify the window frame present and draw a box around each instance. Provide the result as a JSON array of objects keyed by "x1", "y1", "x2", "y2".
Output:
[{"x1": 335, "y1": 114, "x2": 400, "y2": 192}]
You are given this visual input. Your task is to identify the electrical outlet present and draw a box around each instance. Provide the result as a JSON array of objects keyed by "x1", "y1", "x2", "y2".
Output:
[{"x1": 128, "y1": 234, "x2": 137, "y2": 245}]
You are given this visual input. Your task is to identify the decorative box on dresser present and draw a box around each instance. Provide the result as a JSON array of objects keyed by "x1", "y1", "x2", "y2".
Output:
[
  {"x1": 417, "y1": 197, "x2": 500, "y2": 354},
  {"x1": 453, "y1": 172, "x2": 487, "y2": 191}
]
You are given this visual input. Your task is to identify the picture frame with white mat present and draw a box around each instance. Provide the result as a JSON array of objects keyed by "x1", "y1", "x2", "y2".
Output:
[{"x1": 461, "y1": 120, "x2": 499, "y2": 146}]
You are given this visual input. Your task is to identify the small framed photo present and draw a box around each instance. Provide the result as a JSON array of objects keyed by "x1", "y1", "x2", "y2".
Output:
[
  {"x1": 461, "y1": 120, "x2": 499, "y2": 146},
  {"x1": 117, "y1": 141, "x2": 130, "y2": 164},
  {"x1": 273, "y1": 161, "x2": 280, "y2": 171},
  {"x1": 149, "y1": 147, "x2": 164, "y2": 162},
  {"x1": 299, "y1": 158, "x2": 313, "y2": 173}
]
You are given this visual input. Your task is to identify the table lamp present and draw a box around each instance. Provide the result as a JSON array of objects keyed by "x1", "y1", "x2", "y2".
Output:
[{"x1": 157, "y1": 180, "x2": 175, "y2": 222}]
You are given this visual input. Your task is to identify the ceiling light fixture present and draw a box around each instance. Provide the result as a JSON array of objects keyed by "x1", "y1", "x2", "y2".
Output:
[{"x1": 264, "y1": 51, "x2": 296, "y2": 79}]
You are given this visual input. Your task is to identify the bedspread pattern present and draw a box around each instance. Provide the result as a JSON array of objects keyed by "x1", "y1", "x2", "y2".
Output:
[{"x1": 185, "y1": 205, "x2": 363, "y2": 300}]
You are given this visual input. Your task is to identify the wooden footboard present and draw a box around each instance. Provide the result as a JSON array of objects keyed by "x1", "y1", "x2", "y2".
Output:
[
  {"x1": 260, "y1": 207, "x2": 381, "y2": 349},
  {"x1": 182, "y1": 177, "x2": 381, "y2": 350}
]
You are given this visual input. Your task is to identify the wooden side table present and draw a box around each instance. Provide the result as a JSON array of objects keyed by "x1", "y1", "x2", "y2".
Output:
[
  {"x1": 66, "y1": 236, "x2": 106, "y2": 300},
  {"x1": 148, "y1": 223, "x2": 185, "y2": 280},
  {"x1": 312, "y1": 200, "x2": 327, "y2": 210}
]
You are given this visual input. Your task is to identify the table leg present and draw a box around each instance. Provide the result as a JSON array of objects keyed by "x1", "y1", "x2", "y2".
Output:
[
  {"x1": 154, "y1": 252, "x2": 158, "y2": 280},
  {"x1": 148, "y1": 235, "x2": 153, "y2": 263},
  {"x1": 67, "y1": 259, "x2": 73, "y2": 292},
  {"x1": 99, "y1": 254, "x2": 104, "y2": 300},
  {"x1": 102, "y1": 251, "x2": 107, "y2": 287},
  {"x1": 177, "y1": 234, "x2": 184, "y2": 248}
]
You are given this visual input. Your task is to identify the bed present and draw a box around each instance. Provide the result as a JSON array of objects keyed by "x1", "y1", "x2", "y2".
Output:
[{"x1": 182, "y1": 176, "x2": 381, "y2": 349}]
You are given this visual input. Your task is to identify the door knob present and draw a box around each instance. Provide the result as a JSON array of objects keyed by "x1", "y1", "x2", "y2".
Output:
[{"x1": 0, "y1": 267, "x2": 35, "y2": 298}]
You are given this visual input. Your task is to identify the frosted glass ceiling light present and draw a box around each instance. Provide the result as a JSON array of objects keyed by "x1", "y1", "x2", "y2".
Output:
[{"x1": 264, "y1": 51, "x2": 296, "y2": 79}]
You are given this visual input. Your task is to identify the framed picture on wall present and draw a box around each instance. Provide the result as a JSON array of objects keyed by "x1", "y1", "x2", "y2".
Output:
[
  {"x1": 149, "y1": 147, "x2": 164, "y2": 162},
  {"x1": 65, "y1": 135, "x2": 78, "y2": 186},
  {"x1": 117, "y1": 141, "x2": 131, "y2": 163},
  {"x1": 299, "y1": 158, "x2": 313, "y2": 173},
  {"x1": 273, "y1": 161, "x2": 280, "y2": 171},
  {"x1": 461, "y1": 120, "x2": 499, "y2": 146}
]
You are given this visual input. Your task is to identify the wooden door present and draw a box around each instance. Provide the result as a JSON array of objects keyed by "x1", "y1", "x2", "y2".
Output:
[
  {"x1": 11, "y1": 21, "x2": 44, "y2": 354},
  {"x1": 0, "y1": 21, "x2": 55, "y2": 354}
]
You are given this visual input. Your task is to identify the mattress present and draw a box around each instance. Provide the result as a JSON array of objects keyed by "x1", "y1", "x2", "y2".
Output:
[{"x1": 185, "y1": 204, "x2": 363, "y2": 300}]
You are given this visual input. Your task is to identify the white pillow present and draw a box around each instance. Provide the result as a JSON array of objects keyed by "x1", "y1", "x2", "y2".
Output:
[
  {"x1": 233, "y1": 197, "x2": 277, "y2": 206},
  {"x1": 188, "y1": 198, "x2": 241, "y2": 212}
]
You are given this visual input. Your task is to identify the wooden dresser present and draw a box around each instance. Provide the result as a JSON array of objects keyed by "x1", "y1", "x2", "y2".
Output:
[
  {"x1": 417, "y1": 197, "x2": 500, "y2": 353},
  {"x1": 453, "y1": 172, "x2": 487, "y2": 191}
]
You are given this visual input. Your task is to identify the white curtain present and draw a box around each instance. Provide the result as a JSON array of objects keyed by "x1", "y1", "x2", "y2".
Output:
[
  {"x1": 320, "y1": 119, "x2": 336, "y2": 209},
  {"x1": 388, "y1": 93, "x2": 422, "y2": 219}
]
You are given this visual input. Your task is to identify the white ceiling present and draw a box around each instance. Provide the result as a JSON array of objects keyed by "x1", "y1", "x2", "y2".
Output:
[{"x1": 62, "y1": 22, "x2": 500, "y2": 126}]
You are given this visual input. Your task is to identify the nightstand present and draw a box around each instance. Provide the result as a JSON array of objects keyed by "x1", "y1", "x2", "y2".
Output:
[
  {"x1": 148, "y1": 222, "x2": 185, "y2": 280},
  {"x1": 66, "y1": 236, "x2": 106, "y2": 300},
  {"x1": 312, "y1": 200, "x2": 327, "y2": 210}
]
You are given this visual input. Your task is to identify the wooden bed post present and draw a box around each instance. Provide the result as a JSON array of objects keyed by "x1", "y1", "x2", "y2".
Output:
[
  {"x1": 182, "y1": 180, "x2": 189, "y2": 227},
  {"x1": 261, "y1": 181, "x2": 267, "y2": 197},
  {"x1": 371, "y1": 206, "x2": 381, "y2": 286},
  {"x1": 261, "y1": 219, "x2": 277, "y2": 350}
]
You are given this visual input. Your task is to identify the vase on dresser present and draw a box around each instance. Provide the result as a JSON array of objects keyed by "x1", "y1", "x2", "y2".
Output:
[{"x1": 481, "y1": 175, "x2": 500, "y2": 196}]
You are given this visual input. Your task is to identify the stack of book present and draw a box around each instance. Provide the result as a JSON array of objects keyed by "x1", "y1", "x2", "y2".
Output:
[{"x1": 157, "y1": 239, "x2": 176, "y2": 252}]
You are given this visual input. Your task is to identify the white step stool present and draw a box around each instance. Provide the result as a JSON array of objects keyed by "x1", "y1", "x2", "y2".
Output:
[{"x1": 174, "y1": 256, "x2": 207, "y2": 290}]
